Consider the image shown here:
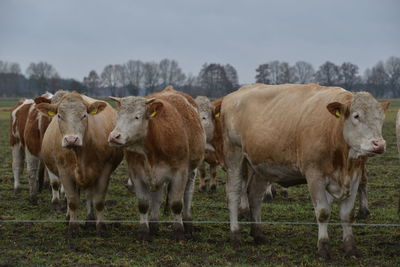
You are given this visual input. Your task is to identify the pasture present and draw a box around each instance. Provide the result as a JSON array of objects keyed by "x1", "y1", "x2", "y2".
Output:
[{"x1": 0, "y1": 97, "x2": 399, "y2": 266}]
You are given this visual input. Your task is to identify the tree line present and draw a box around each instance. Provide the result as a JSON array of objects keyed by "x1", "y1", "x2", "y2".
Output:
[{"x1": 0, "y1": 56, "x2": 399, "y2": 98}]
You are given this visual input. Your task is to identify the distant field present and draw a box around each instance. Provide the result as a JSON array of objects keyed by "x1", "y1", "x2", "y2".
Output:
[{"x1": 0, "y1": 98, "x2": 399, "y2": 266}]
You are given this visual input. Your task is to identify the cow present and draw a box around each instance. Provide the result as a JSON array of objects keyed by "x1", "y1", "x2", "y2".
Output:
[
  {"x1": 221, "y1": 83, "x2": 389, "y2": 258},
  {"x1": 24, "y1": 90, "x2": 69, "y2": 208},
  {"x1": 108, "y1": 86, "x2": 205, "y2": 241},
  {"x1": 195, "y1": 96, "x2": 224, "y2": 192},
  {"x1": 36, "y1": 92, "x2": 123, "y2": 236},
  {"x1": 9, "y1": 92, "x2": 53, "y2": 203}
]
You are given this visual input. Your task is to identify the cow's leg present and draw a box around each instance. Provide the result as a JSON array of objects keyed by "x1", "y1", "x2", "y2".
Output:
[
  {"x1": 11, "y1": 144, "x2": 24, "y2": 194},
  {"x1": 60, "y1": 174, "x2": 80, "y2": 237},
  {"x1": 248, "y1": 174, "x2": 269, "y2": 244},
  {"x1": 168, "y1": 169, "x2": 188, "y2": 241},
  {"x1": 340, "y1": 176, "x2": 361, "y2": 257},
  {"x1": 198, "y1": 162, "x2": 207, "y2": 192},
  {"x1": 38, "y1": 161, "x2": 44, "y2": 192},
  {"x1": 225, "y1": 144, "x2": 244, "y2": 246},
  {"x1": 281, "y1": 186, "x2": 289, "y2": 198},
  {"x1": 306, "y1": 171, "x2": 334, "y2": 259},
  {"x1": 183, "y1": 169, "x2": 196, "y2": 238},
  {"x1": 132, "y1": 178, "x2": 150, "y2": 241},
  {"x1": 263, "y1": 182, "x2": 276, "y2": 202},
  {"x1": 149, "y1": 187, "x2": 163, "y2": 236},
  {"x1": 357, "y1": 168, "x2": 370, "y2": 220},
  {"x1": 84, "y1": 188, "x2": 96, "y2": 230},
  {"x1": 239, "y1": 173, "x2": 251, "y2": 220},
  {"x1": 92, "y1": 167, "x2": 112, "y2": 236},
  {"x1": 47, "y1": 169, "x2": 61, "y2": 211},
  {"x1": 25, "y1": 149, "x2": 40, "y2": 205},
  {"x1": 209, "y1": 162, "x2": 218, "y2": 192}
]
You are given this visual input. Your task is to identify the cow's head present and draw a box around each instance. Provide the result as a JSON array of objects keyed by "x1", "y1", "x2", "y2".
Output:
[
  {"x1": 108, "y1": 96, "x2": 162, "y2": 150},
  {"x1": 36, "y1": 93, "x2": 107, "y2": 148},
  {"x1": 327, "y1": 92, "x2": 390, "y2": 158},
  {"x1": 195, "y1": 96, "x2": 214, "y2": 144}
]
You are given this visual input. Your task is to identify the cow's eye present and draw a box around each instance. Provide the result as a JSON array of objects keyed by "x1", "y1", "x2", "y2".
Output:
[
  {"x1": 354, "y1": 114, "x2": 360, "y2": 119},
  {"x1": 135, "y1": 116, "x2": 139, "y2": 120},
  {"x1": 57, "y1": 114, "x2": 62, "y2": 120},
  {"x1": 82, "y1": 114, "x2": 87, "y2": 120}
]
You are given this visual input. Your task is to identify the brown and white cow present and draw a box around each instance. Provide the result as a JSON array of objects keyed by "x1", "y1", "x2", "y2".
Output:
[
  {"x1": 221, "y1": 83, "x2": 389, "y2": 258},
  {"x1": 10, "y1": 92, "x2": 53, "y2": 203},
  {"x1": 195, "y1": 96, "x2": 224, "y2": 192},
  {"x1": 37, "y1": 92, "x2": 123, "y2": 236},
  {"x1": 108, "y1": 86, "x2": 205, "y2": 241}
]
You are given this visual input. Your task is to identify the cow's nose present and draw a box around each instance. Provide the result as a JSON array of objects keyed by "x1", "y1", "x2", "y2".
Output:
[
  {"x1": 110, "y1": 132, "x2": 121, "y2": 140},
  {"x1": 372, "y1": 140, "x2": 385, "y2": 153},
  {"x1": 109, "y1": 132, "x2": 123, "y2": 145},
  {"x1": 64, "y1": 136, "x2": 78, "y2": 145}
]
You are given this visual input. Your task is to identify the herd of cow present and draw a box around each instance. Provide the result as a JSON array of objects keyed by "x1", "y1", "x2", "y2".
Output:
[{"x1": 9, "y1": 83, "x2": 397, "y2": 259}]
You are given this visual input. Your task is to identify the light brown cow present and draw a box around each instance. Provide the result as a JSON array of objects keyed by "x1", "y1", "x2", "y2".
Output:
[
  {"x1": 9, "y1": 92, "x2": 53, "y2": 203},
  {"x1": 195, "y1": 97, "x2": 224, "y2": 192},
  {"x1": 221, "y1": 83, "x2": 389, "y2": 258},
  {"x1": 37, "y1": 92, "x2": 123, "y2": 236},
  {"x1": 108, "y1": 86, "x2": 205, "y2": 241}
]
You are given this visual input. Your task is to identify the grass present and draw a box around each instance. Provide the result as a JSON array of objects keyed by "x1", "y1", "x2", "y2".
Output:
[{"x1": 0, "y1": 98, "x2": 399, "y2": 266}]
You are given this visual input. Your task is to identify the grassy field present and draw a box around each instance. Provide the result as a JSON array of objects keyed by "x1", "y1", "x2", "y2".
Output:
[{"x1": 0, "y1": 98, "x2": 399, "y2": 266}]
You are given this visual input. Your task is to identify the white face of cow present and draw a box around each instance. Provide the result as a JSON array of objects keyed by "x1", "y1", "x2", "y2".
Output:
[
  {"x1": 108, "y1": 96, "x2": 160, "y2": 150},
  {"x1": 195, "y1": 96, "x2": 214, "y2": 143},
  {"x1": 36, "y1": 93, "x2": 107, "y2": 149},
  {"x1": 327, "y1": 92, "x2": 389, "y2": 158}
]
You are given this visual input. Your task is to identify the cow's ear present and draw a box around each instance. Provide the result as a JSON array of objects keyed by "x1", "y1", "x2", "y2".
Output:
[
  {"x1": 88, "y1": 101, "x2": 107, "y2": 115},
  {"x1": 36, "y1": 103, "x2": 58, "y2": 117},
  {"x1": 380, "y1": 101, "x2": 390, "y2": 112},
  {"x1": 327, "y1": 102, "x2": 346, "y2": 119},
  {"x1": 146, "y1": 100, "x2": 163, "y2": 119},
  {"x1": 108, "y1": 96, "x2": 121, "y2": 108},
  {"x1": 34, "y1": 96, "x2": 51, "y2": 105},
  {"x1": 213, "y1": 101, "x2": 222, "y2": 118}
]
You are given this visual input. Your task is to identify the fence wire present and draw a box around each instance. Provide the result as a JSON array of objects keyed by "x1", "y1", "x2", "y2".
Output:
[{"x1": 1, "y1": 219, "x2": 399, "y2": 227}]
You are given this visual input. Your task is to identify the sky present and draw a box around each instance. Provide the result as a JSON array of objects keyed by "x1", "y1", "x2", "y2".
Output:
[{"x1": 0, "y1": 0, "x2": 399, "y2": 84}]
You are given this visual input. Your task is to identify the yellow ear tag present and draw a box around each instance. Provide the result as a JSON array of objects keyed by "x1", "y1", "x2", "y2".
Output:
[
  {"x1": 335, "y1": 110, "x2": 341, "y2": 120},
  {"x1": 150, "y1": 111, "x2": 157, "y2": 118},
  {"x1": 215, "y1": 112, "x2": 220, "y2": 118},
  {"x1": 89, "y1": 108, "x2": 98, "y2": 115},
  {"x1": 48, "y1": 111, "x2": 56, "y2": 117}
]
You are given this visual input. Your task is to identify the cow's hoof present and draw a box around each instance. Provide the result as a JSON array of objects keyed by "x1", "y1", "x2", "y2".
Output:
[
  {"x1": 209, "y1": 184, "x2": 217, "y2": 193},
  {"x1": 250, "y1": 225, "x2": 266, "y2": 244},
  {"x1": 238, "y1": 208, "x2": 251, "y2": 221},
  {"x1": 356, "y1": 209, "x2": 370, "y2": 220},
  {"x1": 343, "y1": 237, "x2": 361, "y2": 258},
  {"x1": 96, "y1": 223, "x2": 108, "y2": 237},
  {"x1": 184, "y1": 222, "x2": 193, "y2": 239},
  {"x1": 317, "y1": 240, "x2": 332, "y2": 260},
  {"x1": 230, "y1": 230, "x2": 242, "y2": 248},
  {"x1": 29, "y1": 197, "x2": 38, "y2": 205},
  {"x1": 68, "y1": 224, "x2": 79, "y2": 238},
  {"x1": 14, "y1": 188, "x2": 21, "y2": 194},
  {"x1": 52, "y1": 200, "x2": 61, "y2": 211},
  {"x1": 138, "y1": 224, "x2": 150, "y2": 242},
  {"x1": 173, "y1": 224, "x2": 185, "y2": 242},
  {"x1": 198, "y1": 185, "x2": 207, "y2": 193},
  {"x1": 281, "y1": 190, "x2": 288, "y2": 198},
  {"x1": 149, "y1": 222, "x2": 159, "y2": 236}
]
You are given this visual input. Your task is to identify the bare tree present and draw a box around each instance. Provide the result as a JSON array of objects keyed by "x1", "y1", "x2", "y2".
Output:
[
  {"x1": 143, "y1": 62, "x2": 160, "y2": 94},
  {"x1": 158, "y1": 59, "x2": 186, "y2": 88},
  {"x1": 26, "y1": 61, "x2": 59, "y2": 93},
  {"x1": 224, "y1": 64, "x2": 239, "y2": 89},
  {"x1": 83, "y1": 70, "x2": 101, "y2": 96},
  {"x1": 292, "y1": 61, "x2": 315, "y2": 84},
  {"x1": 199, "y1": 63, "x2": 233, "y2": 97},
  {"x1": 269, "y1": 60, "x2": 280, "y2": 84},
  {"x1": 385, "y1": 56, "x2": 400, "y2": 97},
  {"x1": 101, "y1": 64, "x2": 119, "y2": 96},
  {"x1": 365, "y1": 61, "x2": 388, "y2": 97},
  {"x1": 255, "y1": 63, "x2": 271, "y2": 84},
  {"x1": 314, "y1": 61, "x2": 341, "y2": 86},
  {"x1": 340, "y1": 62, "x2": 360, "y2": 90},
  {"x1": 125, "y1": 60, "x2": 144, "y2": 91},
  {"x1": 277, "y1": 62, "x2": 291, "y2": 84}
]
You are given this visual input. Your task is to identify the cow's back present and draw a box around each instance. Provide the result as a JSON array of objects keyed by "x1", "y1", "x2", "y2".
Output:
[
  {"x1": 10, "y1": 100, "x2": 34, "y2": 147},
  {"x1": 223, "y1": 83, "x2": 353, "y2": 173}
]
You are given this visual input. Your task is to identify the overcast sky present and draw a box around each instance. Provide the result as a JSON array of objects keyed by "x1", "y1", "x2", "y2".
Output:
[{"x1": 0, "y1": 0, "x2": 399, "y2": 84}]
